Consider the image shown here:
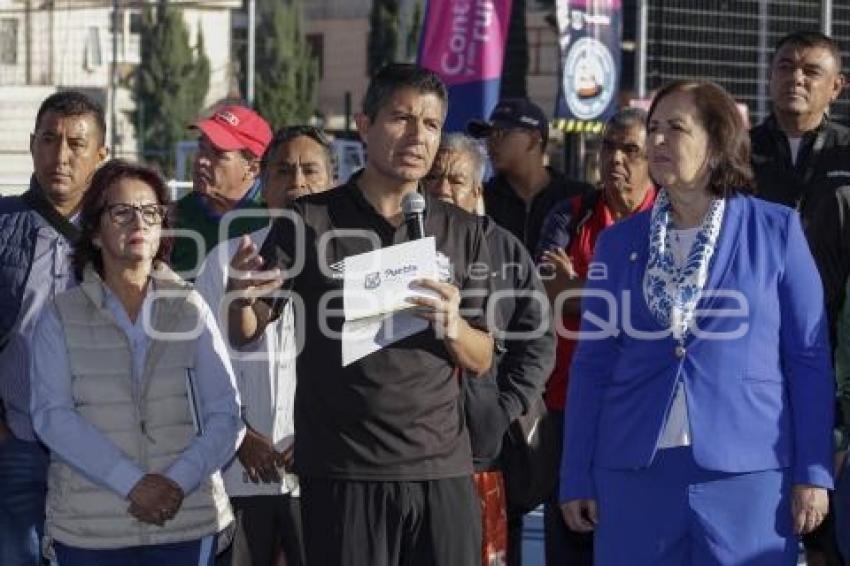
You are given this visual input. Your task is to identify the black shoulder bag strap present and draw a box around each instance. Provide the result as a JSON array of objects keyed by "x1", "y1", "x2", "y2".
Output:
[{"x1": 800, "y1": 127, "x2": 828, "y2": 188}]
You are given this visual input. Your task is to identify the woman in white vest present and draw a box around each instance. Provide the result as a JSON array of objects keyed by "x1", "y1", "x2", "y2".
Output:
[{"x1": 30, "y1": 160, "x2": 242, "y2": 565}]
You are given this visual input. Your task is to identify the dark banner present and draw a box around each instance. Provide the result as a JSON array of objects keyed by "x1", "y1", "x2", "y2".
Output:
[{"x1": 554, "y1": 0, "x2": 622, "y2": 132}]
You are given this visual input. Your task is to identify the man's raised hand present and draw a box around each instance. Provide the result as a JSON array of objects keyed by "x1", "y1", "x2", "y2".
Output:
[{"x1": 226, "y1": 235, "x2": 284, "y2": 306}]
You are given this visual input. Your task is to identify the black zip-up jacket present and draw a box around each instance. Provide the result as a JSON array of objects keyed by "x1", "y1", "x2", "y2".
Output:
[
  {"x1": 751, "y1": 114, "x2": 850, "y2": 334},
  {"x1": 463, "y1": 216, "x2": 554, "y2": 471},
  {"x1": 483, "y1": 167, "x2": 593, "y2": 254}
]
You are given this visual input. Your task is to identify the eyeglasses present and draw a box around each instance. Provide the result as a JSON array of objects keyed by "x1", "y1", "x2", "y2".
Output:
[{"x1": 103, "y1": 203, "x2": 167, "y2": 226}]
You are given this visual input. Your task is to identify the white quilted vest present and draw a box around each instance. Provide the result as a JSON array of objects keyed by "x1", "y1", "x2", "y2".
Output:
[{"x1": 46, "y1": 263, "x2": 233, "y2": 549}]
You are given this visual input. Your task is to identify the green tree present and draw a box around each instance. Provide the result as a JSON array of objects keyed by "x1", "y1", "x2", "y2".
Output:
[
  {"x1": 367, "y1": 0, "x2": 423, "y2": 73},
  {"x1": 132, "y1": 0, "x2": 210, "y2": 176},
  {"x1": 403, "y1": 0, "x2": 424, "y2": 62},
  {"x1": 368, "y1": 0, "x2": 399, "y2": 76},
  {"x1": 193, "y1": 29, "x2": 211, "y2": 113},
  {"x1": 253, "y1": 0, "x2": 318, "y2": 130}
]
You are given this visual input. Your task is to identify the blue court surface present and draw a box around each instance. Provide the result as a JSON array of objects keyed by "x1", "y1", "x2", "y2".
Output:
[{"x1": 520, "y1": 506, "x2": 545, "y2": 565}]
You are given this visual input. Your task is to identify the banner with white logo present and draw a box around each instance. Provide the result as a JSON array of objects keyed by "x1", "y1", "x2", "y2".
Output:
[{"x1": 554, "y1": 0, "x2": 622, "y2": 131}]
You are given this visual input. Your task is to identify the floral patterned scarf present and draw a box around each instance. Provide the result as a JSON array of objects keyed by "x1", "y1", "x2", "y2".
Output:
[{"x1": 643, "y1": 189, "x2": 725, "y2": 342}]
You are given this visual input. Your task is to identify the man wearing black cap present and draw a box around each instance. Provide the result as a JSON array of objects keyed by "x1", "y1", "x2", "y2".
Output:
[{"x1": 467, "y1": 98, "x2": 592, "y2": 253}]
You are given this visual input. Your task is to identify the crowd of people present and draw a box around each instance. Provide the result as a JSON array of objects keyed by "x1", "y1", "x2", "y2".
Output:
[{"x1": 1, "y1": 29, "x2": 849, "y2": 566}]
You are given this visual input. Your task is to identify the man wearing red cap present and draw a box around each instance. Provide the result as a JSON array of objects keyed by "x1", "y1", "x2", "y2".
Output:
[{"x1": 170, "y1": 105, "x2": 273, "y2": 276}]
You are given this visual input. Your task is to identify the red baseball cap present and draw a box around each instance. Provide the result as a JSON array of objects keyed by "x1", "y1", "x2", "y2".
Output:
[{"x1": 192, "y1": 105, "x2": 272, "y2": 158}]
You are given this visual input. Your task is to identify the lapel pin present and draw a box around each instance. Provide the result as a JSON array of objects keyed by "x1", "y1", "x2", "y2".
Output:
[{"x1": 629, "y1": 252, "x2": 638, "y2": 262}]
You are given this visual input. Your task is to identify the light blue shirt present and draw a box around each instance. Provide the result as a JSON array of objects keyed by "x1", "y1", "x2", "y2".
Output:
[{"x1": 30, "y1": 283, "x2": 243, "y2": 498}]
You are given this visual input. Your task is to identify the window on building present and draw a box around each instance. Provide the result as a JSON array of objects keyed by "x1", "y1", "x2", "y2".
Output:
[
  {"x1": 129, "y1": 11, "x2": 143, "y2": 35},
  {"x1": 0, "y1": 19, "x2": 18, "y2": 65},
  {"x1": 108, "y1": 8, "x2": 142, "y2": 34},
  {"x1": 528, "y1": 26, "x2": 559, "y2": 76},
  {"x1": 85, "y1": 26, "x2": 103, "y2": 69},
  {"x1": 124, "y1": 10, "x2": 142, "y2": 63},
  {"x1": 306, "y1": 33, "x2": 324, "y2": 79}
]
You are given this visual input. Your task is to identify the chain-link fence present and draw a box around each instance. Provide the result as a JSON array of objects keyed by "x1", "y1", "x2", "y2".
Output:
[{"x1": 645, "y1": 0, "x2": 849, "y2": 126}]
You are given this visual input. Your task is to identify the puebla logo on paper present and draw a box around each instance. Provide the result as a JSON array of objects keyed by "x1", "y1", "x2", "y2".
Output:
[
  {"x1": 364, "y1": 272, "x2": 382, "y2": 290},
  {"x1": 563, "y1": 37, "x2": 616, "y2": 120}
]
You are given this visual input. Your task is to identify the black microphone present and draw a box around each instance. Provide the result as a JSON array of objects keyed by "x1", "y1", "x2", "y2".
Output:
[{"x1": 402, "y1": 192, "x2": 426, "y2": 240}]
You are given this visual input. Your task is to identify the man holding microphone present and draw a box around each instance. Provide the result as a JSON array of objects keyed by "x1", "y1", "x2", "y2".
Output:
[{"x1": 225, "y1": 64, "x2": 493, "y2": 566}]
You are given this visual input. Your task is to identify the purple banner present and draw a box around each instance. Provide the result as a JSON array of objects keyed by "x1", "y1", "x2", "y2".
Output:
[
  {"x1": 555, "y1": 0, "x2": 622, "y2": 129},
  {"x1": 418, "y1": 0, "x2": 513, "y2": 132}
]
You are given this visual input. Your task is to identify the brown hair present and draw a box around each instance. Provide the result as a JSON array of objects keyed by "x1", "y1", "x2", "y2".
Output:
[
  {"x1": 73, "y1": 159, "x2": 174, "y2": 279},
  {"x1": 648, "y1": 80, "x2": 754, "y2": 197}
]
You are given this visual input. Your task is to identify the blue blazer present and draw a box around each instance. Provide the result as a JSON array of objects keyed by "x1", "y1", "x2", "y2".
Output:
[{"x1": 559, "y1": 194, "x2": 835, "y2": 502}]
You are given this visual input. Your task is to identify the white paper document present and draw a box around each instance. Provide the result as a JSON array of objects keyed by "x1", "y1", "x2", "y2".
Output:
[
  {"x1": 340, "y1": 237, "x2": 440, "y2": 365},
  {"x1": 341, "y1": 311, "x2": 429, "y2": 366},
  {"x1": 343, "y1": 237, "x2": 440, "y2": 321}
]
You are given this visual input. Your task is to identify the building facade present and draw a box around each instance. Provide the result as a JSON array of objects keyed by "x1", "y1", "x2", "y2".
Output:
[
  {"x1": 300, "y1": 0, "x2": 563, "y2": 131},
  {"x1": 0, "y1": 0, "x2": 240, "y2": 188}
]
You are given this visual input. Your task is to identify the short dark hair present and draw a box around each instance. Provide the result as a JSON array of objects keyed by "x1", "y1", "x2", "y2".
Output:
[
  {"x1": 35, "y1": 91, "x2": 107, "y2": 145},
  {"x1": 73, "y1": 160, "x2": 173, "y2": 279},
  {"x1": 362, "y1": 63, "x2": 448, "y2": 121},
  {"x1": 262, "y1": 125, "x2": 335, "y2": 176},
  {"x1": 605, "y1": 107, "x2": 648, "y2": 135},
  {"x1": 648, "y1": 80, "x2": 754, "y2": 197},
  {"x1": 773, "y1": 31, "x2": 843, "y2": 72}
]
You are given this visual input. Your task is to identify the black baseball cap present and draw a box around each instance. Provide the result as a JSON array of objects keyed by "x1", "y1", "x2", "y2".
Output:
[{"x1": 466, "y1": 98, "x2": 549, "y2": 145}]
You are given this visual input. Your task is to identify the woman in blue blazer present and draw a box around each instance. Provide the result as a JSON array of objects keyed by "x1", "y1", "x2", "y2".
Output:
[{"x1": 558, "y1": 80, "x2": 834, "y2": 565}]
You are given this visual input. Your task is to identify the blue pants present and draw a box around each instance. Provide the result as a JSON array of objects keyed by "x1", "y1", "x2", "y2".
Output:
[
  {"x1": 0, "y1": 437, "x2": 48, "y2": 566},
  {"x1": 834, "y1": 452, "x2": 850, "y2": 562},
  {"x1": 54, "y1": 535, "x2": 216, "y2": 566},
  {"x1": 593, "y1": 446, "x2": 797, "y2": 565}
]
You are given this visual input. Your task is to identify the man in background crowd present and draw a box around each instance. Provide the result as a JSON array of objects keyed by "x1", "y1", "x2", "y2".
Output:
[
  {"x1": 467, "y1": 98, "x2": 592, "y2": 253},
  {"x1": 751, "y1": 30, "x2": 850, "y2": 566},
  {"x1": 424, "y1": 133, "x2": 554, "y2": 565},
  {"x1": 752, "y1": 30, "x2": 850, "y2": 331},
  {"x1": 0, "y1": 91, "x2": 108, "y2": 565},
  {"x1": 197, "y1": 125, "x2": 335, "y2": 566},
  {"x1": 170, "y1": 105, "x2": 272, "y2": 276}
]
